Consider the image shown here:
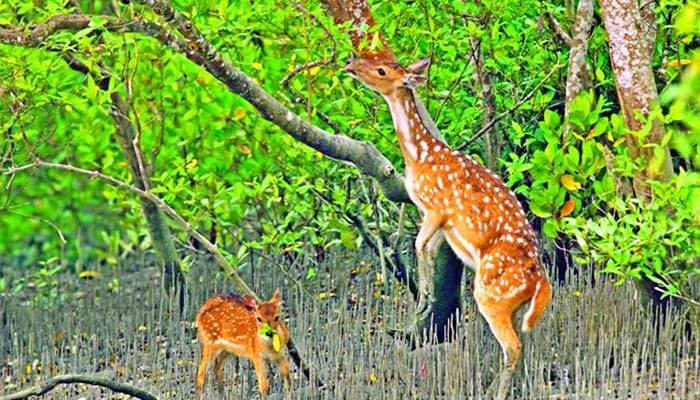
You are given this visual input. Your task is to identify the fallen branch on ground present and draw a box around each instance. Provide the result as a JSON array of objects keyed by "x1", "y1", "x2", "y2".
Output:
[{"x1": 0, "y1": 374, "x2": 158, "y2": 400}]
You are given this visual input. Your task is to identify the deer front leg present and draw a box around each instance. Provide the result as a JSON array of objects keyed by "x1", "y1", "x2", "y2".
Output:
[
  {"x1": 414, "y1": 214, "x2": 443, "y2": 324},
  {"x1": 251, "y1": 355, "x2": 270, "y2": 397},
  {"x1": 279, "y1": 356, "x2": 292, "y2": 392}
]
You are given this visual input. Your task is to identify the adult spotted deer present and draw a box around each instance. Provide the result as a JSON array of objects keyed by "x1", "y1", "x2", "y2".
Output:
[
  {"x1": 195, "y1": 290, "x2": 291, "y2": 398},
  {"x1": 344, "y1": 57, "x2": 552, "y2": 377}
]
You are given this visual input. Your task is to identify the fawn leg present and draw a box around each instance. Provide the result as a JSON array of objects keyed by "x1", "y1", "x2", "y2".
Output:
[
  {"x1": 213, "y1": 352, "x2": 229, "y2": 396},
  {"x1": 279, "y1": 356, "x2": 292, "y2": 392},
  {"x1": 251, "y1": 355, "x2": 270, "y2": 397},
  {"x1": 195, "y1": 345, "x2": 216, "y2": 399}
]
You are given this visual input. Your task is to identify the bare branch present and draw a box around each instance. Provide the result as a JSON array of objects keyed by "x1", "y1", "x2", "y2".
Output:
[
  {"x1": 545, "y1": 12, "x2": 573, "y2": 46},
  {"x1": 0, "y1": 373, "x2": 158, "y2": 400},
  {"x1": 4, "y1": 160, "x2": 254, "y2": 297},
  {"x1": 457, "y1": 61, "x2": 563, "y2": 150}
]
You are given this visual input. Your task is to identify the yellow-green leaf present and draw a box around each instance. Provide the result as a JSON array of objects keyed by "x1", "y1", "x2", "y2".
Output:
[
  {"x1": 560, "y1": 175, "x2": 582, "y2": 190},
  {"x1": 666, "y1": 59, "x2": 690, "y2": 68},
  {"x1": 308, "y1": 66, "x2": 321, "y2": 76},
  {"x1": 272, "y1": 334, "x2": 281, "y2": 352},
  {"x1": 233, "y1": 108, "x2": 246, "y2": 121},
  {"x1": 369, "y1": 371, "x2": 379, "y2": 384},
  {"x1": 78, "y1": 270, "x2": 101, "y2": 279},
  {"x1": 185, "y1": 158, "x2": 198, "y2": 170}
]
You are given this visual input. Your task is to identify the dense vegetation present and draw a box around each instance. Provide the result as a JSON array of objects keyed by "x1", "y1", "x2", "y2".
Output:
[{"x1": 0, "y1": 0, "x2": 698, "y2": 398}]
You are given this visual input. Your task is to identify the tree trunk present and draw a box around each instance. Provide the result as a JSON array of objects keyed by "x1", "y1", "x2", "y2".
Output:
[
  {"x1": 600, "y1": 0, "x2": 674, "y2": 309},
  {"x1": 600, "y1": 0, "x2": 673, "y2": 199},
  {"x1": 413, "y1": 242, "x2": 464, "y2": 343},
  {"x1": 564, "y1": 0, "x2": 594, "y2": 136},
  {"x1": 109, "y1": 92, "x2": 185, "y2": 310}
]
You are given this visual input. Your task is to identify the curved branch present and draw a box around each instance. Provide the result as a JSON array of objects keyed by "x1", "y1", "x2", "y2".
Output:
[
  {"x1": 131, "y1": 0, "x2": 409, "y2": 202},
  {"x1": 0, "y1": 374, "x2": 158, "y2": 400},
  {"x1": 4, "y1": 160, "x2": 254, "y2": 297},
  {"x1": 0, "y1": 11, "x2": 410, "y2": 203}
]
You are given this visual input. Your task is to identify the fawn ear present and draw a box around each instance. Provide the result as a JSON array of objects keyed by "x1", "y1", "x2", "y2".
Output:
[
  {"x1": 403, "y1": 73, "x2": 428, "y2": 89},
  {"x1": 242, "y1": 295, "x2": 258, "y2": 311},
  {"x1": 272, "y1": 288, "x2": 282, "y2": 304},
  {"x1": 406, "y1": 57, "x2": 431, "y2": 75}
]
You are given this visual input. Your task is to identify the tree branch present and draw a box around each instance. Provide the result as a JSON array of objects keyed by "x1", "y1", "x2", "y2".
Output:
[
  {"x1": 457, "y1": 61, "x2": 563, "y2": 150},
  {"x1": 545, "y1": 12, "x2": 572, "y2": 46},
  {"x1": 0, "y1": 374, "x2": 158, "y2": 400},
  {"x1": 129, "y1": 0, "x2": 409, "y2": 202},
  {"x1": 0, "y1": 10, "x2": 409, "y2": 203},
  {"x1": 564, "y1": 0, "x2": 594, "y2": 136}
]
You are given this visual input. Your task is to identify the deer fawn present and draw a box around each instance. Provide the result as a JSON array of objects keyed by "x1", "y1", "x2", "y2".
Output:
[
  {"x1": 195, "y1": 290, "x2": 291, "y2": 398},
  {"x1": 344, "y1": 57, "x2": 552, "y2": 372}
]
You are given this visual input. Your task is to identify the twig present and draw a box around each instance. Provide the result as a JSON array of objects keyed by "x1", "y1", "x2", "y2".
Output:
[
  {"x1": 545, "y1": 12, "x2": 572, "y2": 46},
  {"x1": 457, "y1": 61, "x2": 563, "y2": 150},
  {"x1": 4, "y1": 160, "x2": 253, "y2": 296},
  {"x1": 1, "y1": 209, "x2": 67, "y2": 244},
  {"x1": 0, "y1": 373, "x2": 158, "y2": 400},
  {"x1": 280, "y1": 58, "x2": 340, "y2": 132},
  {"x1": 434, "y1": 44, "x2": 478, "y2": 124},
  {"x1": 309, "y1": 186, "x2": 418, "y2": 299},
  {"x1": 280, "y1": 1, "x2": 340, "y2": 132}
]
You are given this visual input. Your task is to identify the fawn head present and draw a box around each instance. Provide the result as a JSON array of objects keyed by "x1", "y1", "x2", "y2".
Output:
[
  {"x1": 344, "y1": 57, "x2": 430, "y2": 96},
  {"x1": 244, "y1": 289, "x2": 284, "y2": 342}
]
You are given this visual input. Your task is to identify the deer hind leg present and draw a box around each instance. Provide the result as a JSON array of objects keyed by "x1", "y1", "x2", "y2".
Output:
[
  {"x1": 195, "y1": 343, "x2": 218, "y2": 399},
  {"x1": 476, "y1": 301, "x2": 522, "y2": 370},
  {"x1": 474, "y1": 297, "x2": 521, "y2": 400},
  {"x1": 212, "y1": 352, "x2": 229, "y2": 396},
  {"x1": 414, "y1": 214, "x2": 444, "y2": 320}
]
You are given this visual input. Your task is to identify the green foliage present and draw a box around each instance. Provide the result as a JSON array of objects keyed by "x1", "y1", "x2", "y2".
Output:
[{"x1": 0, "y1": 0, "x2": 697, "y2": 306}]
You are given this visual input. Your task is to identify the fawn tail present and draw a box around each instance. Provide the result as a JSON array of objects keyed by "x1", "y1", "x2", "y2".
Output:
[{"x1": 521, "y1": 279, "x2": 552, "y2": 332}]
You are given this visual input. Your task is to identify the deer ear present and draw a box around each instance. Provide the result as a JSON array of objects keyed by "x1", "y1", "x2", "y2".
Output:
[
  {"x1": 242, "y1": 295, "x2": 258, "y2": 311},
  {"x1": 406, "y1": 58, "x2": 431, "y2": 75},
  {"x1": 272, "y1": 288, "x2": 282, "y2": 304},
  {"x1": 403, "y1": 74, "x2": 428, "y2": 89}
]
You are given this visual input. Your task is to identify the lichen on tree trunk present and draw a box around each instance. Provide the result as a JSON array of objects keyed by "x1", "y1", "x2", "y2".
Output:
[{"x1": 600, "y1": 0, "x2": 674, "y2": 310}]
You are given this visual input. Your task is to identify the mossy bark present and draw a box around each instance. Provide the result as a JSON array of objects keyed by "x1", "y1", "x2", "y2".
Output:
[{"x1": 414, "y1": 242, "x2": 463, "y2": 343}]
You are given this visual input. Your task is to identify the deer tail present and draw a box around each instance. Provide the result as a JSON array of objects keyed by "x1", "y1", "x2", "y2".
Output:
[{"x1": 522, "y1": 278, "x2": 552, "y2": 332}]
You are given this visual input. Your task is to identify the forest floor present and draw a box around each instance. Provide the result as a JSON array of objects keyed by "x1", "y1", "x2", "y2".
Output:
[{"x1": 0, "y1": 250, "x2": 698, "y2": 399}]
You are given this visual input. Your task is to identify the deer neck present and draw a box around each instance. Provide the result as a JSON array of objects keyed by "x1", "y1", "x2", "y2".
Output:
[{"x1": 384, "y1": 88, "x2": 442, "y2": 169}]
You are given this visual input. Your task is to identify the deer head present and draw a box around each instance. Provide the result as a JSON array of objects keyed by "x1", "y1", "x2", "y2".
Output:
[
  {"x1": 344, "y1": 57, "x2": 431, "y2": 96},
  {"x1": 246, "y1": 290, "x2": 284, "y2": 341}
]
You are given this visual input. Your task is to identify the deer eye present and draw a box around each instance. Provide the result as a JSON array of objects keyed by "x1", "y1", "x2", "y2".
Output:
[
  {"x1": 274, "y1": 316, "x2": 279, "y2": 322},
  {"x1": 377, "y1": 68, "x2": 386, "y2": 76},
  {"x1": 256, "y1": 317, "x2": 262, "y2": 323}
]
